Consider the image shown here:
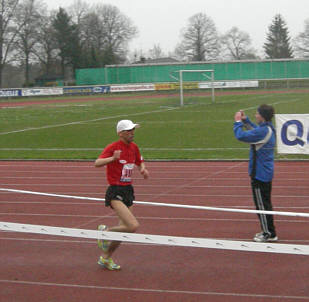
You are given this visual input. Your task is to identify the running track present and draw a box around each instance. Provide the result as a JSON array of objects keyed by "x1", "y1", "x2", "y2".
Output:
[
  {"x1": 0, "y1": 160, "x2": 309, "y2": 302},
  {"x1": 1, "y1": 89, "x2": 309, "y2": 108}
]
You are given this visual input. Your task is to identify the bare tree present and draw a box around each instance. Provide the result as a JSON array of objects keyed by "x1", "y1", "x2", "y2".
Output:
[
  {"x1": 33, "y1": 12, "x2": 58, "y2": 75},
  {"x1": 293, "y1": 19, "x2": 309, "y2": 58},
  {"x1": 14, "y1": 0, "x2": 46, "y2": 86},
  {"x1": 221, "y1": 27, "x2": 258, "y2": 60},
  {"x1": 74, "y1": 4, "x2": 137, "y2": 66},
  {"x1": 93, "y1": 4, "x2": 138, "y2": 64},
  {"x1": 148, "y1": 44, "x2": 165, "y2": 59},
  {"x1": 176, "y1": 13, "x2": 220, "y2": 61},
  {"x1": 68, "y1": 0, "x2": 89, "y2": 25},
  {"x1": 0, "y1": 0, "x2": 21, "y2": 87},
  {"x1": 80, "y1": 12, "x2": 105, "y2": 56}
]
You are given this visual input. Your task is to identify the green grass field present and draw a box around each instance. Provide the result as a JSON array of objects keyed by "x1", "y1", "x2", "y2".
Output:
[{"x1": 1, "y1": 91, "x2": 309, "y2": 160}]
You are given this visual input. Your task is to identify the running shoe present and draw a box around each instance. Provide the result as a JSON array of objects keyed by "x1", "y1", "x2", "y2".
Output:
[
  {"x1": 253, "y1": 232, "x2": 278, "y2": 242},
  {"x1": 255, "y1": 231, "x2": 264, "y2": 237},
  {"x1": 97, "y1": 256, "x2": 121, "y2": 270},
  {"x1": 97, "y1": 225, "x2": 110, "y2": 252}
]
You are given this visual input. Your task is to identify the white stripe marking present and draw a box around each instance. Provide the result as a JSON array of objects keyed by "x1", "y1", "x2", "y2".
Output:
[
  {"x1": 0, "y1": 279, "x2": 308, "y2": 299},
  {"x1": 1, "y1": 221, "x2": 309, "y2": 255},
  {"x1": 1, "y1": 187, "x2": 309, "y2": 217},
  {"x1": 0, "y1": 107, "x2": 178, "y2": 136}
]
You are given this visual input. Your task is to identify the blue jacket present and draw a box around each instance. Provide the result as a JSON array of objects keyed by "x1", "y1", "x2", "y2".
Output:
[{"x1": 233, "y1": 117, "x2": 276, "y2": 182}]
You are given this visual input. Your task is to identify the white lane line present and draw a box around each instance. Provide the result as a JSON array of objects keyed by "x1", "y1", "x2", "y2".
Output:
[
  {"x1": 1, "y1": 190, "x2": 308, "y2": 199},
  {"x1": 0, "y1": 279, "x2": 308, "y2": 300},
  {"x1": 0, "y1": 107, "x2": 178, "y2": 136},
  {"x1": 1, "y1": 201, "x2": 309, "y2": 211}
]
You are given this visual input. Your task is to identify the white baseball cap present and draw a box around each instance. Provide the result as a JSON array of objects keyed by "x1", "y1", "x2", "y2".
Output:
[{"x1": 116, "y1": 120, "x2": 140, "y2": 133}]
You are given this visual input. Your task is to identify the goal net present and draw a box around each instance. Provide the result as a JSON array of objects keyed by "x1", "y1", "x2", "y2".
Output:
[{"x1": 170, "y1": 70, "x2": 215, "y2": 106}]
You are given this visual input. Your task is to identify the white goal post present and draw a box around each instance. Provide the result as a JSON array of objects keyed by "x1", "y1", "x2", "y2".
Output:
[{"x1": 178, "y1": 69, "x2": 215, "y2": 106}]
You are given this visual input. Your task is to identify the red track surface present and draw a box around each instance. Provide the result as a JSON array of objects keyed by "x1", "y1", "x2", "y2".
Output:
[{"x1": 0, "y1": 160, "x2": 309, "y2": 301}]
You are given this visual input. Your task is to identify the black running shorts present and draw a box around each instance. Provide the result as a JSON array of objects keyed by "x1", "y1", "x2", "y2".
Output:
[{"x1": 105, "y1": 185, "x2": 135, "y2": 208}]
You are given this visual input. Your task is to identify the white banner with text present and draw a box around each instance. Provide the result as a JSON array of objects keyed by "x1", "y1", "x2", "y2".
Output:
[{"x1": 275, "y1": 114, "x2": 309, "y2": 154}]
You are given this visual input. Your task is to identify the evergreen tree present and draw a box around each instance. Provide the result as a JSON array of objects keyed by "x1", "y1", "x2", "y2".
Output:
[
  {"x1": 52, "y1": 7, "x2": 82, "y2": 76},
  {"x1": 264, "y1": 14, "x2": 293, "y2": 59}
]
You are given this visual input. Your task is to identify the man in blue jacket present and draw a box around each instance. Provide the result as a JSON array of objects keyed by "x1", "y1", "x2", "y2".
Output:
[{"x1": 234, "y1": 104, "x2": 277, "y2": 242}]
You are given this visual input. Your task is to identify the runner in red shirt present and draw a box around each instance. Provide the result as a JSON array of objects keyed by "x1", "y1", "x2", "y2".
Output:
[{"x1": 95, "y1": 120, "x2": 149, "y2": 270}]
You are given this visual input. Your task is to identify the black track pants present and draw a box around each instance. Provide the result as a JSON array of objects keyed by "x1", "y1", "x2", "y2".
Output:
[{"x1": 251, "y1": 178, "x2": 276, "y2": 236}]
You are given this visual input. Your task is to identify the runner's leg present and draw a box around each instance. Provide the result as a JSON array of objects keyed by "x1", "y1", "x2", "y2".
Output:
[{"x1": 104, "y1": 199, "x2": 139, "y2": 258}]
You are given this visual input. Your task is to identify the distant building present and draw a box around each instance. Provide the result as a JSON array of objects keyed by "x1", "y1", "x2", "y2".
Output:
[
  {"x1": 134, "y1": 57, "x2": 180, "y2": 64},
  {"x1": 35, "y1": 74, "x2": 64, "y2": 87}
]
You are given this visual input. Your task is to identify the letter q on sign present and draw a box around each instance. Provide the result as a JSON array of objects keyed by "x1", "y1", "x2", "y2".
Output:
[{"x1": 281, "y1": 120, "x2": 309, "y2": 147}]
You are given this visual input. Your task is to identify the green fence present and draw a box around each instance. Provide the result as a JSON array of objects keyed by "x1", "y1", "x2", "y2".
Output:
[{"x1": 76, "y1": 59, "x2": 309, "y2": 86}]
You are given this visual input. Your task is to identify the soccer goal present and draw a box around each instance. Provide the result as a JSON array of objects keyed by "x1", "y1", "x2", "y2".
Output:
[{"x1": 170, "y1": 70, "x2": 215, "y2": 106}]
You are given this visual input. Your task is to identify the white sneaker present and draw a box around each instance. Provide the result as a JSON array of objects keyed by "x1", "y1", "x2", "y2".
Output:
[{"x1": 253, "y1": 232, "x2": 278, "y2": 242}]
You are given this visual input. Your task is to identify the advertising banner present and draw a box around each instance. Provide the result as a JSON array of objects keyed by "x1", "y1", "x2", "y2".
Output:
[
  {"x1": 275, "y1": 114, "x2": 309, "y2": 154},
  {"x1": 63, "y1": 85, "x2": 110, "y2": 95},
  {"x1": 0, "y1": 89, "x2": 21, "y2": 98},
  {"x1": 22, "y1": 88, "x2": 63, "y2": 97},
  {"x1": 199, "y1": 81, "x2": 259, "y2": 89},
  {"x1": 110, "y1": 84, "x2": 155, "y2": 93},
  {"x1": 155, "y1": 82, "x2": 198, "y2": 91}
]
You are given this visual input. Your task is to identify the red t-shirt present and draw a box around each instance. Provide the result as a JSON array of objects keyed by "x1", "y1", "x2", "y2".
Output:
[{"x1": 99, "y1": 140, "x2": 144, "y2": 186}]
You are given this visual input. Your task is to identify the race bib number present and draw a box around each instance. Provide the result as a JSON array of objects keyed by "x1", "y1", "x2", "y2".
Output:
[{"x1": 120, "y1": 163, "x2": 134, "y2": 182}]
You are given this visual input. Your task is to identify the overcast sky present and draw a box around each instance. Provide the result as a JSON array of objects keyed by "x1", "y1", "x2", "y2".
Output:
[{"x1": 47, "y1": 0, "x2": 308, "y2": 56}]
